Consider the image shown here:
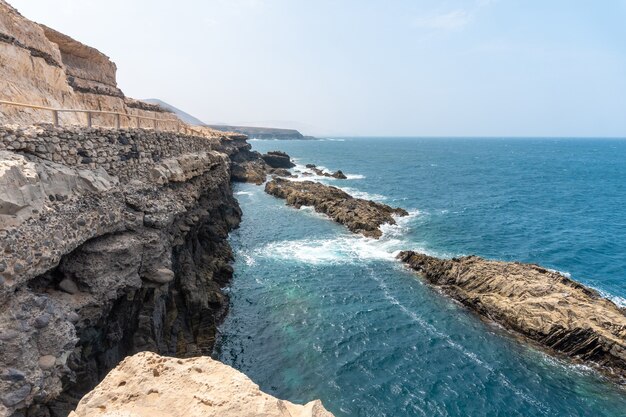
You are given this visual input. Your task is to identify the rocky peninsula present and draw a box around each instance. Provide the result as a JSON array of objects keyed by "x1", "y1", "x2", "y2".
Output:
[
  {"x1": 265, "y1": 178, "x2": 408, "y2": 238},
  {"x1": 398, "y1": 252, "x2": 626, "y2": 382}
]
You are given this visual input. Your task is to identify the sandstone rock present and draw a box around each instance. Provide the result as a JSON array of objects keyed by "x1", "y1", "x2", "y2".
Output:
[
  {"x1": 69, "y1": 352, "x2": 334, "y2": 417},
  {"x1": 265, "y1": 178, "x2": 408, "y2": 238},
  {"x1": 398, "y1": 251, "x2": 626, "y2": 382}
]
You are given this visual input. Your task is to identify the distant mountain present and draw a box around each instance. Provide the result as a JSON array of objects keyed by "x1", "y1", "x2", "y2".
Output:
[
  {"x1": 143, "y1": 98, "x2": 208, "y2": 126},
  {"x1": 207, "y1": 124, "x2": 315, "y2": 140},
  {"x1": 143, "y1": 99, "x2": 316, "y2": 140}
]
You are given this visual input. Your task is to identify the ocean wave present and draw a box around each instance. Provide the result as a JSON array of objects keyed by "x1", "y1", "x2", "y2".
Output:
[
  {"x1": 337, "y1": 187, "x2": 388, "y2": 201},
  {"x1": 289, "y1": 163, "x2": 365, "y2": 182},
  {"x1": 235, "y1": 191, "x2": 254, "y2": 196},
  {"x1": 252, "y1": 210, "x2": 430, "y2": 266},
  {"x1": 254, "y1": 235, "x2": 407, "y2": 265}
]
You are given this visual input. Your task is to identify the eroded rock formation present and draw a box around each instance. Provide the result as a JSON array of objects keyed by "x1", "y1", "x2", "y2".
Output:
[
  {"x1": 397, "y1": 251, "x2": 626, "y2": 382},
  {"x1": 0, "y1": 0, "x2": 205, "y2": 130},
  {"x1": 69, "y1": 352, "x2": 334, "y2": 417},
  {"x1": 265, "y1": 178, "x2": 408, "y2": 238}
]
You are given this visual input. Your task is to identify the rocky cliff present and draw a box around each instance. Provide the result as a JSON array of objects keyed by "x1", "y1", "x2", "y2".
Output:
[
  {"x1": 398, "y1": 252, "x2": 626, "y2": 382},
  {"x1": 0, "y1": 0, "x2": 195, "y2": 129},
  {"x1": 0, "y1": 125, "x2": 248, "y2": 416}
]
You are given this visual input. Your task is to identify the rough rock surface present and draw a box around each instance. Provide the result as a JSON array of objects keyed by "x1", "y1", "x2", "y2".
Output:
[
  {"x1": 0, "y1": 0, "x2": 220, "y2": 133},
  {"x1": 262, "y1": 151, "x2": 296, "y2": 168},
  {"x1": 265, "y1": 178, "x2": 408, "y2": 238},
  {"x1": 0, "y1": 125, "x2": 247, "y2": 417},
  {"x1": 397, "y1": 251, "x2": 626, "y2": 382},
  {"x1": 304, "y1": 164, "x2": 347, "y2": 179},
  {"x1": 69, "y1": 352, "x2": 334, "y2": 417}
]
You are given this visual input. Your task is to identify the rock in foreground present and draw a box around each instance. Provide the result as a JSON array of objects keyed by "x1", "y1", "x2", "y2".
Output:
[
  {"x1": 265, "y1": 178, "x2": 408, "y2": 238},
  {"x1": 397, "y1": 251, "x2": 626, "y2": 382},
  {"x1": 70, "y1": 352, "x2": 334, "y2": 417}
]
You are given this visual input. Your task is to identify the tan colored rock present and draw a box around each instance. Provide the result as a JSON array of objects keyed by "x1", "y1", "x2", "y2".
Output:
[
  {"x1": 70, "y1": 352, "x2": 334, "y2": 417},
  {"x1": 398, "y1": 252, "x2": 626, "y2": 381},
  {"x1": 0, "y1": 0, "x2": 227, "y2": 134}
]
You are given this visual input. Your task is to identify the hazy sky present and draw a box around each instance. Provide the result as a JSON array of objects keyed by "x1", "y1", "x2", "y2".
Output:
[{"x1": 10, "y1": 0, "x2": 626, "y2": 136}]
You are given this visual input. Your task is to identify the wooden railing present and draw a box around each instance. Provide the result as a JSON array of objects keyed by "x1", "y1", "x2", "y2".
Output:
[{"x1": 0, "y1": 99, "x2": 206, "y2": 136}]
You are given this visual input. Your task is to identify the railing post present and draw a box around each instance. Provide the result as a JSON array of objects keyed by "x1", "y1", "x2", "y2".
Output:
[
  {"x1": 87, "y1": 112, "x2": 92, "y2": 128},
  {"x1": 153, "y1": 118, "x2": 158, "y2": 131},
  {"x1": 52, "y1": 110, "x2": 59, "y2": 127},
  {"x1": 116, "y1": 113, "x2": 121, "y2": 129}
]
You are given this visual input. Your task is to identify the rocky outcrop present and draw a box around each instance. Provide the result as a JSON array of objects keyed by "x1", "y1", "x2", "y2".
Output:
[
  {"x1": 40, "y1": 26, "x2": 123, "y2": 98},
  {"x1": 68, "y1": 352, "x2": 334, "y2": 417},
  {"x1": 265, "y1": 178, "x2": 408, "y2": 238},
  {"x1": 397, "y1": 252, "x2": 626, "y2": 382},
  {"x1": 262, "y1": 151, "x2": 295, "y2": 168},
  {"x1": 304, "y1": 164, "x2": 346, "y2": 179},
  {"x1": 217, "y1": 137, "x2": 297, "y2": 185},
  {"x1": 0, "y1": 126, "x2": 244, "y2": 417}
]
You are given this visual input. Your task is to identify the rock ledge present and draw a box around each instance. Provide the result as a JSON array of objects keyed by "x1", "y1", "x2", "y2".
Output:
[{"x1": 69, "y1": 352, "x2": 334, "y2": 417}]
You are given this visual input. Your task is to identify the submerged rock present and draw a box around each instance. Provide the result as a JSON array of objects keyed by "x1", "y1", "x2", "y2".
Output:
[
  {"x1": 69, "y1": 351, "x2": 334, "y2": 417},
  {"x1": 265, "y1": 178, "x2": 407, "y2": 238},
  {"x1": 397, "y1": 251, "x2": 626, "y2": 382}
]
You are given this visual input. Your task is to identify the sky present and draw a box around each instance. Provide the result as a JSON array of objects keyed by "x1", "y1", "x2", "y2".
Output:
[{"x1": 9, "y1": 0, "x2": 626, "y2": 137}]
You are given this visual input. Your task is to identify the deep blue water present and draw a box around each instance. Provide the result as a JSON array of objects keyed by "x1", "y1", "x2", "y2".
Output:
[{"x1": 216, "y1": 137, "x2": 626, "y2": 417}]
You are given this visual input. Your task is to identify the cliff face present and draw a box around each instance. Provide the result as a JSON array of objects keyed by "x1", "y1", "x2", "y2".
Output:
[
  {"x1": 0, "y1": 126, "x2": 245, "y2": 416},
  {"x1": 0, "y1": 0, "x2": 183, "y2": 129},
  {"x1": 69, "y1": 352, "x2": 334, "y2": 417}
]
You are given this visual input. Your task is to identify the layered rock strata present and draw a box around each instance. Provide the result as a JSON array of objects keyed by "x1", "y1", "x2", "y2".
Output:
[
  {"x1": 265, "y1": 178, "x2": 408, "y2": 238},
  {"x1": 0, "y1": 125, "x2": 247, "y2": 416},
  {"x1": 69, "y1": 352, "x2": 334, "y2": 417},
  {"x1": 397, "y1": 252, "x2": 626, "y2": 382},
  {"x1": 0, "y1": 0, "x2": 209, "y2": 131}
]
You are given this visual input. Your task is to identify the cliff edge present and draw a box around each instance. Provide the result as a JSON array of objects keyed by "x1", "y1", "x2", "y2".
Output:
[{"x1": 69, "y1": 352, "x2": 333, "y2": 417}]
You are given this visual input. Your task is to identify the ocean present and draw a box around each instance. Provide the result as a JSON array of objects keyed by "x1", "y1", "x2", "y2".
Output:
[{"x1": 215, "y1": 137, "x2": 626, "y2": 417}]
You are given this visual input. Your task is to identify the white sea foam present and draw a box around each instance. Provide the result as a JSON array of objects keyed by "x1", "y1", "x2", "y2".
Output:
[
  {"x1": 289, "y1": 163, "x2": 365, "y2": 182},
  {"x1": 345, "y1": 174, "x2": 366, "y2": 180},
  {"x1": 337, "y1": 187, "x2": 387, "y2": 201},
  {"x1": 235, "y1": 191, "x2": 254, "y2": 196},
  {"x1": 255, "y1": 235, "x2": 405, "y2": 265}
]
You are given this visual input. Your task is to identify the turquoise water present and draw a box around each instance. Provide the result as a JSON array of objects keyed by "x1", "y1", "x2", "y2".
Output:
[{"x1": 215, "y1": 138, "x2": 626, "y2": 416}]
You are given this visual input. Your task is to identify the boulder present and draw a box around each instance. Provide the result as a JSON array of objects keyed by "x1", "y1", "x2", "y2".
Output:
[
  {"x1": 262, "y1": 151, "x2": 295, "y2": 168},
  {"x1": 69, "y1": 352, "x2": 334, "y2": 417}
]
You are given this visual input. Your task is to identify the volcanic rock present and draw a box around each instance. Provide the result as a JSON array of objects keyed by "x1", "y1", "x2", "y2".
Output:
[
  {"x1": 261, "y1": 151, "x2": 295, "y2": 168},
  {"x1": 265, "y1": 178, "x2": 407, "y2": 238}
]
